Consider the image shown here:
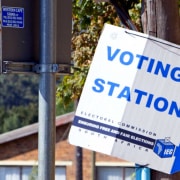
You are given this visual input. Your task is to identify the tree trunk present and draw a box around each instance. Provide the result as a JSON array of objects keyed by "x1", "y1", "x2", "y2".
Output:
[{"x1": 141, "y1": 0, "x2": 180, "y2": 179}]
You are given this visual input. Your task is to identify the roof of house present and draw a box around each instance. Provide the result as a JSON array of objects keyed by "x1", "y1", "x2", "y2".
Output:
[{"x1": 0, "y1": 112, "x2": 74, "y2": 144}]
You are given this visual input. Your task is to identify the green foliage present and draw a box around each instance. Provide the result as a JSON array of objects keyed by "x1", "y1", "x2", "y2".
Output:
[
  {"x1": 56, "y1": 98, "x2": 74, "y2": 115},
  {"x1": 0, "y1": 74, "x2": 38, "y2": 133},
  {"x1": 0, "y1": 74, "x2": 38, "y2": 107},
  {"x1": 0, "y1": 105, "x2": 38, "y2": 133},
  {"x1": 72, "y1": 0, "x2": 119, "y2": 32},
  {"x1": 0, "y1": 74, "x2": 74, "y2": 133},
  {"x1": 128, "y1": 1, "x2": 142, "y2": 31}
]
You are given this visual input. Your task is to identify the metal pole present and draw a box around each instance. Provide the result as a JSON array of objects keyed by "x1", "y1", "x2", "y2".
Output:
[
  {"x1": 76, "y1": 146, "x2": 83, "y2": 180},
  {"x1": 136, "y1": 165, "x2": 151, "y2": 180},
  {"x1": 38, "y1": 0, "x2": 56, "y2": 179},
  {"x1": 91, "y1": 151, "x2": 96, "y2": 180}
]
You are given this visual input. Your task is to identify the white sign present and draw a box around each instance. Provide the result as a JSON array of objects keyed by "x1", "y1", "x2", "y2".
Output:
[{"x1": 69, "y1": 24, "x2": 180, "y2": 174}]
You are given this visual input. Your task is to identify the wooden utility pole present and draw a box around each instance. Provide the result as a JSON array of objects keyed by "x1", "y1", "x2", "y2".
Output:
[
  {"x1": 141, "y1": 0, "x2": 180, "y2": 44},
  {"x1": 141, "y1": 0, "x2": 180, "y2": 179}
]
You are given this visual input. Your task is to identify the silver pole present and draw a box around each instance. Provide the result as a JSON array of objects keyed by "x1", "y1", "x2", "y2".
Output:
[{"x1": 38, "y1": 0, "x2": 56, "y2": 179}]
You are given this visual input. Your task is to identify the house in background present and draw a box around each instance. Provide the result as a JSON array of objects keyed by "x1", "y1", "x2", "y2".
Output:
[{"x1": 0, "y1": 112, "x2": 135, "y2": 180}]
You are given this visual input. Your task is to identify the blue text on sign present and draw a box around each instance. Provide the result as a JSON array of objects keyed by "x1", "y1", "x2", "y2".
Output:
[
  {"x1": 107, "y1": 46, "x2": 180, "y2": 82},
  {"x1": 92, "y1": 79, "x2": 180, "y2": 118}
]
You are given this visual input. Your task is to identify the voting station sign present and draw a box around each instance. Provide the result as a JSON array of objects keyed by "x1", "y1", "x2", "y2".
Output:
[{"x1": 69, "y1": 24, "x2": 180, "y2": 174}]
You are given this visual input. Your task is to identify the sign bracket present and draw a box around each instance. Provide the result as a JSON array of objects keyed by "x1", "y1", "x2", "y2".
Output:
[{"x1": 2, "y1": 61, "x2": 71, "y2": 74}]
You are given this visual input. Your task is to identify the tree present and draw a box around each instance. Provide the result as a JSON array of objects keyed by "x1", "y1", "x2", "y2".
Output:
[
  {"x1": 0, "y1": 74, "x2": 39, "y2": 133},
  {"x1": 0, "y1": 73, "x2": 73, "y2": 133}
]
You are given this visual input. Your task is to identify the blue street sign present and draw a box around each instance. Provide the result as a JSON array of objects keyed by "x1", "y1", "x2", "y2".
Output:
[{"x1": 2, "y1": 6, "x2": 24, "y2": 28}]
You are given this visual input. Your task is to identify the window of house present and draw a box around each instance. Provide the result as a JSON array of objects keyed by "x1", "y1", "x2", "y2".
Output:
[
  {"x1": 0, "y1": 166, "x2": 66, "y2": 180},
  {"x1": 96, "y1": 166, "x2": 135, "y2": 180}
]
